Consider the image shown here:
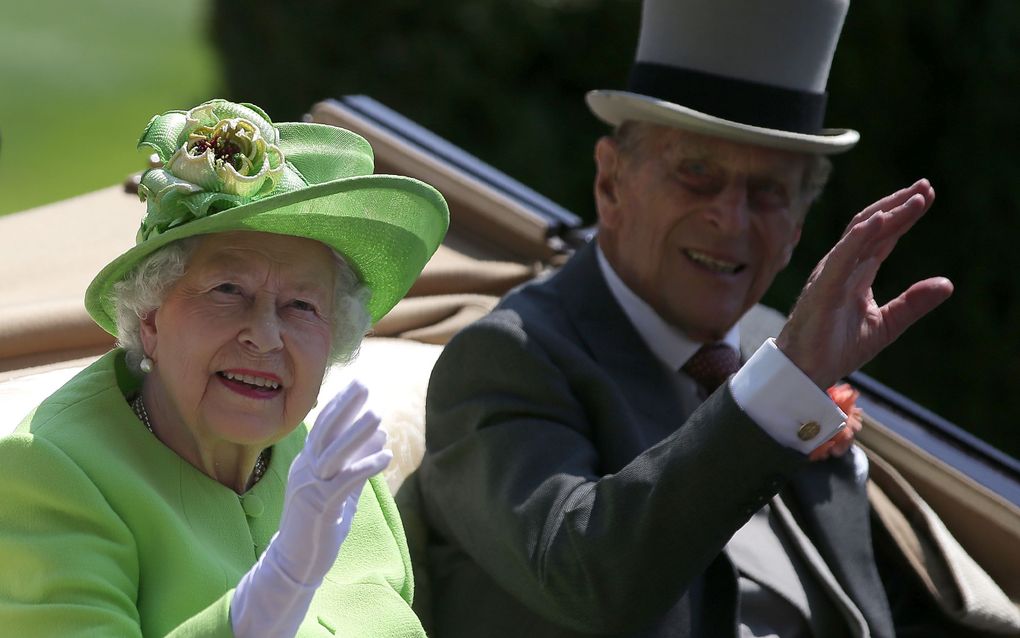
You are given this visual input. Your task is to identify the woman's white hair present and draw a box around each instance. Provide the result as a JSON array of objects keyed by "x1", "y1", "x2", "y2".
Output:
[{"x1": 113, "y1": 236, "x2": 371, "y2": 373}]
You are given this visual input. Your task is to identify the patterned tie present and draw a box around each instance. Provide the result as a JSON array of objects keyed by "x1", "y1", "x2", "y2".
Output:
[{"x1": 681, "y1": 343, "x2": 741, "y2": 394}]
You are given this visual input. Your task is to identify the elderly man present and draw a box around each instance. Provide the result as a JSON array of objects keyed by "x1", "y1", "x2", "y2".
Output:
[{"x1": 417, "y1": 0, "x2": 955, "y2": 636}]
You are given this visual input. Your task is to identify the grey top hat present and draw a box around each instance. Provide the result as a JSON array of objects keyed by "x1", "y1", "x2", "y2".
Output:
[{"x1": 587, "y1": 0, "x2": 859, "y2": 154}]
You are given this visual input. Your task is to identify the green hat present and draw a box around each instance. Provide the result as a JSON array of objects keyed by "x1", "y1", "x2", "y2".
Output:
[{"x1": 86, "y1": 99, "x2": 449, "y2": 333}]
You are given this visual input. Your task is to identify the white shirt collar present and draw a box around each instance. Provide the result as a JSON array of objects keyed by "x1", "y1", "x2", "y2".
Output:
[{"x1": 595, "y1": 244, "x2": 740, "y2": 370}]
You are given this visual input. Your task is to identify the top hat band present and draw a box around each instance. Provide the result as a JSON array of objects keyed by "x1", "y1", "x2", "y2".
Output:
[{"x1": 627, "y1": 62, "x2": 829, "y2": 134}]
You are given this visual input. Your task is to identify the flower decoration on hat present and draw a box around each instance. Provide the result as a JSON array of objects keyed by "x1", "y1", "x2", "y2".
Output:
[{"x1": 136, "y1": 100, "x2": 288, "y2": 240}]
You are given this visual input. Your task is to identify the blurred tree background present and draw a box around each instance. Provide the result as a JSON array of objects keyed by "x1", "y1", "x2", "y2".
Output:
[
  {"x1": 0, "y1": 0, "x2": 219, "y2": 215},
  {"x1": 214, "y1": 0, "x2": 1018, "y2": 456}
]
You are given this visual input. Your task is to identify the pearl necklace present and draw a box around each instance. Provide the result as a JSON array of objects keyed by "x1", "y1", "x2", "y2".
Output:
[{"x1": 130, "y1": 395, "x2": 269, "y2": 486}]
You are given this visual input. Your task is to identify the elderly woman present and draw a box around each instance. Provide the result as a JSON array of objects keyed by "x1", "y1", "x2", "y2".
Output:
[{"x1": 0, "y1": 100, "x2": 447, "y2": 636}]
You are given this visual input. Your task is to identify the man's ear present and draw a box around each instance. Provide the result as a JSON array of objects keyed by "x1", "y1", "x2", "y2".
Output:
[
  {"x1": 593, "y1": 136, "x2": 623, "y2": 229},
  {"x1": 139, "y1": 309, "x2": 159, "y2": 359}
]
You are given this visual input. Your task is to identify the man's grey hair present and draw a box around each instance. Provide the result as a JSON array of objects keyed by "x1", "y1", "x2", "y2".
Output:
[
  {"x1": 612, "y1": 120, "x2": 832, "y2": 210},
  {"x1": 113, "y1": 236, "x2": 371, "y2": 373}
]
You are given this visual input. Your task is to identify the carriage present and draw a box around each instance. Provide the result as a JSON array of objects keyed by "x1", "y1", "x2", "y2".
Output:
[{"x1": 2, "y1": 96, "x2": 1017, "y2": 631}]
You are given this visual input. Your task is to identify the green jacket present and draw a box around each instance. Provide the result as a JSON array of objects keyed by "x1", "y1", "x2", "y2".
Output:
[{"x1": 0, "y1": 350, "x2": 425, "y2": 637}]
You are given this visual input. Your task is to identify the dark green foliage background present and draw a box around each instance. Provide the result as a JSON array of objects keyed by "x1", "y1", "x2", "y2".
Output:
[{"x1": 214, "y1": 0, "x2": 1020, "y2": 457}]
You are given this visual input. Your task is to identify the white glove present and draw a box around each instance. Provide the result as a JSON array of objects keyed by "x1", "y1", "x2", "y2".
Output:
[{"x1": 231, "y1": 380, "x2": 392, "y2": 638}]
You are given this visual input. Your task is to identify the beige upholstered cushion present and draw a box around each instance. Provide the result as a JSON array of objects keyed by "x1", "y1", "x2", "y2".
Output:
[
  {"x1": 307, "y1": 338, "x2": 443, "y2": 493},
  {"x1": 866, "y1": 445, "x2": 1020, "y2": 634}
]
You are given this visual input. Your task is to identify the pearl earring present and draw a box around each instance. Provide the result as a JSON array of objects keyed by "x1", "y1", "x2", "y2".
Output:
[{"x1": 139, "y1": 357, "x2": 154, "y2": 374}]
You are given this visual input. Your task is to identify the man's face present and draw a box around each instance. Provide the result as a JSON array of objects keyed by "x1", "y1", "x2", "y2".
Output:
[{"x1": 595, "y1": 125, "x2": 809, "y2": 342}]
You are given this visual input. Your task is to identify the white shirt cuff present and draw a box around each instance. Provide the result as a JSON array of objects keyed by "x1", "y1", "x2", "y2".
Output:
[{"x1": 729, "y1": 338, "x2": 846, "y2": 455}]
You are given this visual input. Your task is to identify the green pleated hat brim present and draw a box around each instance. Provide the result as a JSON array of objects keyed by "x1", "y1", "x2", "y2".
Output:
[{"x1": 85, "y1": 173, "x2": 449, "y2": 335}]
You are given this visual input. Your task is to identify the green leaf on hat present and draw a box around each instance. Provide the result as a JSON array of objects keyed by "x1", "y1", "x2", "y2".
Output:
[{"x1": 137, "y1": 110, "x2": 189, "y2": 162}]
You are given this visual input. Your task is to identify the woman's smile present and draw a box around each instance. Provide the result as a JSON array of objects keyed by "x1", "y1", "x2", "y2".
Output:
[{"x1": 216, "y1": 369, "x2": 284, "y2": 399}]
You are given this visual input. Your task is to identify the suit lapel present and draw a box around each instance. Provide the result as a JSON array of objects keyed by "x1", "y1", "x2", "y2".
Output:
[
  {"x1": 549, "y1": 244, "x2": 747, "y2": 636},
  {"x1": 735, "y1": 299, "x2": 884, "y2": 627},
  {"x1": 554, "y1": 243, "x2": 689, "y2": 442},
  {"x1": 771, "y1": 494, "x2": 870, "y2": 638},
  {"x1": 735, "y1": 304, "x2": 892, "y2": 637},
  {"x1": 786, "y1": 455, "x2": 896, "y2": 638}
]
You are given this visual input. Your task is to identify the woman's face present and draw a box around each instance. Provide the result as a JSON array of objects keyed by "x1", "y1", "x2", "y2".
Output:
[{"x1": 140, "y1": 231, "x2": 336, "y2": 451}]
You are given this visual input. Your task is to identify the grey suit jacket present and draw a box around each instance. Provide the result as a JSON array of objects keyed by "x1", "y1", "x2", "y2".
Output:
[{"x1": 418, "y1": 242, "x2": 896, "y2": 637}]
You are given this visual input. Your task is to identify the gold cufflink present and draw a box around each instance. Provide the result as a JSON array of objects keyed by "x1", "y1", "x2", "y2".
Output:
[{"x1": 797, "y1": 421, "x2": 821, "y2": 441}]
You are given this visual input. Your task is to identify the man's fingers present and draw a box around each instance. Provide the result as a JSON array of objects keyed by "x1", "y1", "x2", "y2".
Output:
[
  {"x1": 879, "y1": 277, "x2": 954, "y2": 343},
  {"x1": 802, "y1": 186, "x2": 930, "y2": 300},
  {"x1": 843, "y1": 179, "x2": 933, "y2": 236},
  {"x1": 868, "y1": 179, "x2": 932, "y2": 216},
  {"x1": 810, "y1": 213, "x2": 882, "y2": 291},
  {"x1": 844, "y1": 193, "x2": 934, "y2": 296},
  {"x1": 833, "y1": 193, "x2": 931, "y2": 298},
  {"x1": 845, "y1": 256, "x2": 880, "y2": 302},
  {"x1": 852, "y1": 192, "x2": 928, "y2": 264},
  {"x1": 871, "y1": 193, "x2": 930, "y2": 259}
]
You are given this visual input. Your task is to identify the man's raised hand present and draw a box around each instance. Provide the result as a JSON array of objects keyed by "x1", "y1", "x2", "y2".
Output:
[{"x1": 776, "y1": 179, "x2": 953, "y2": 389}]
